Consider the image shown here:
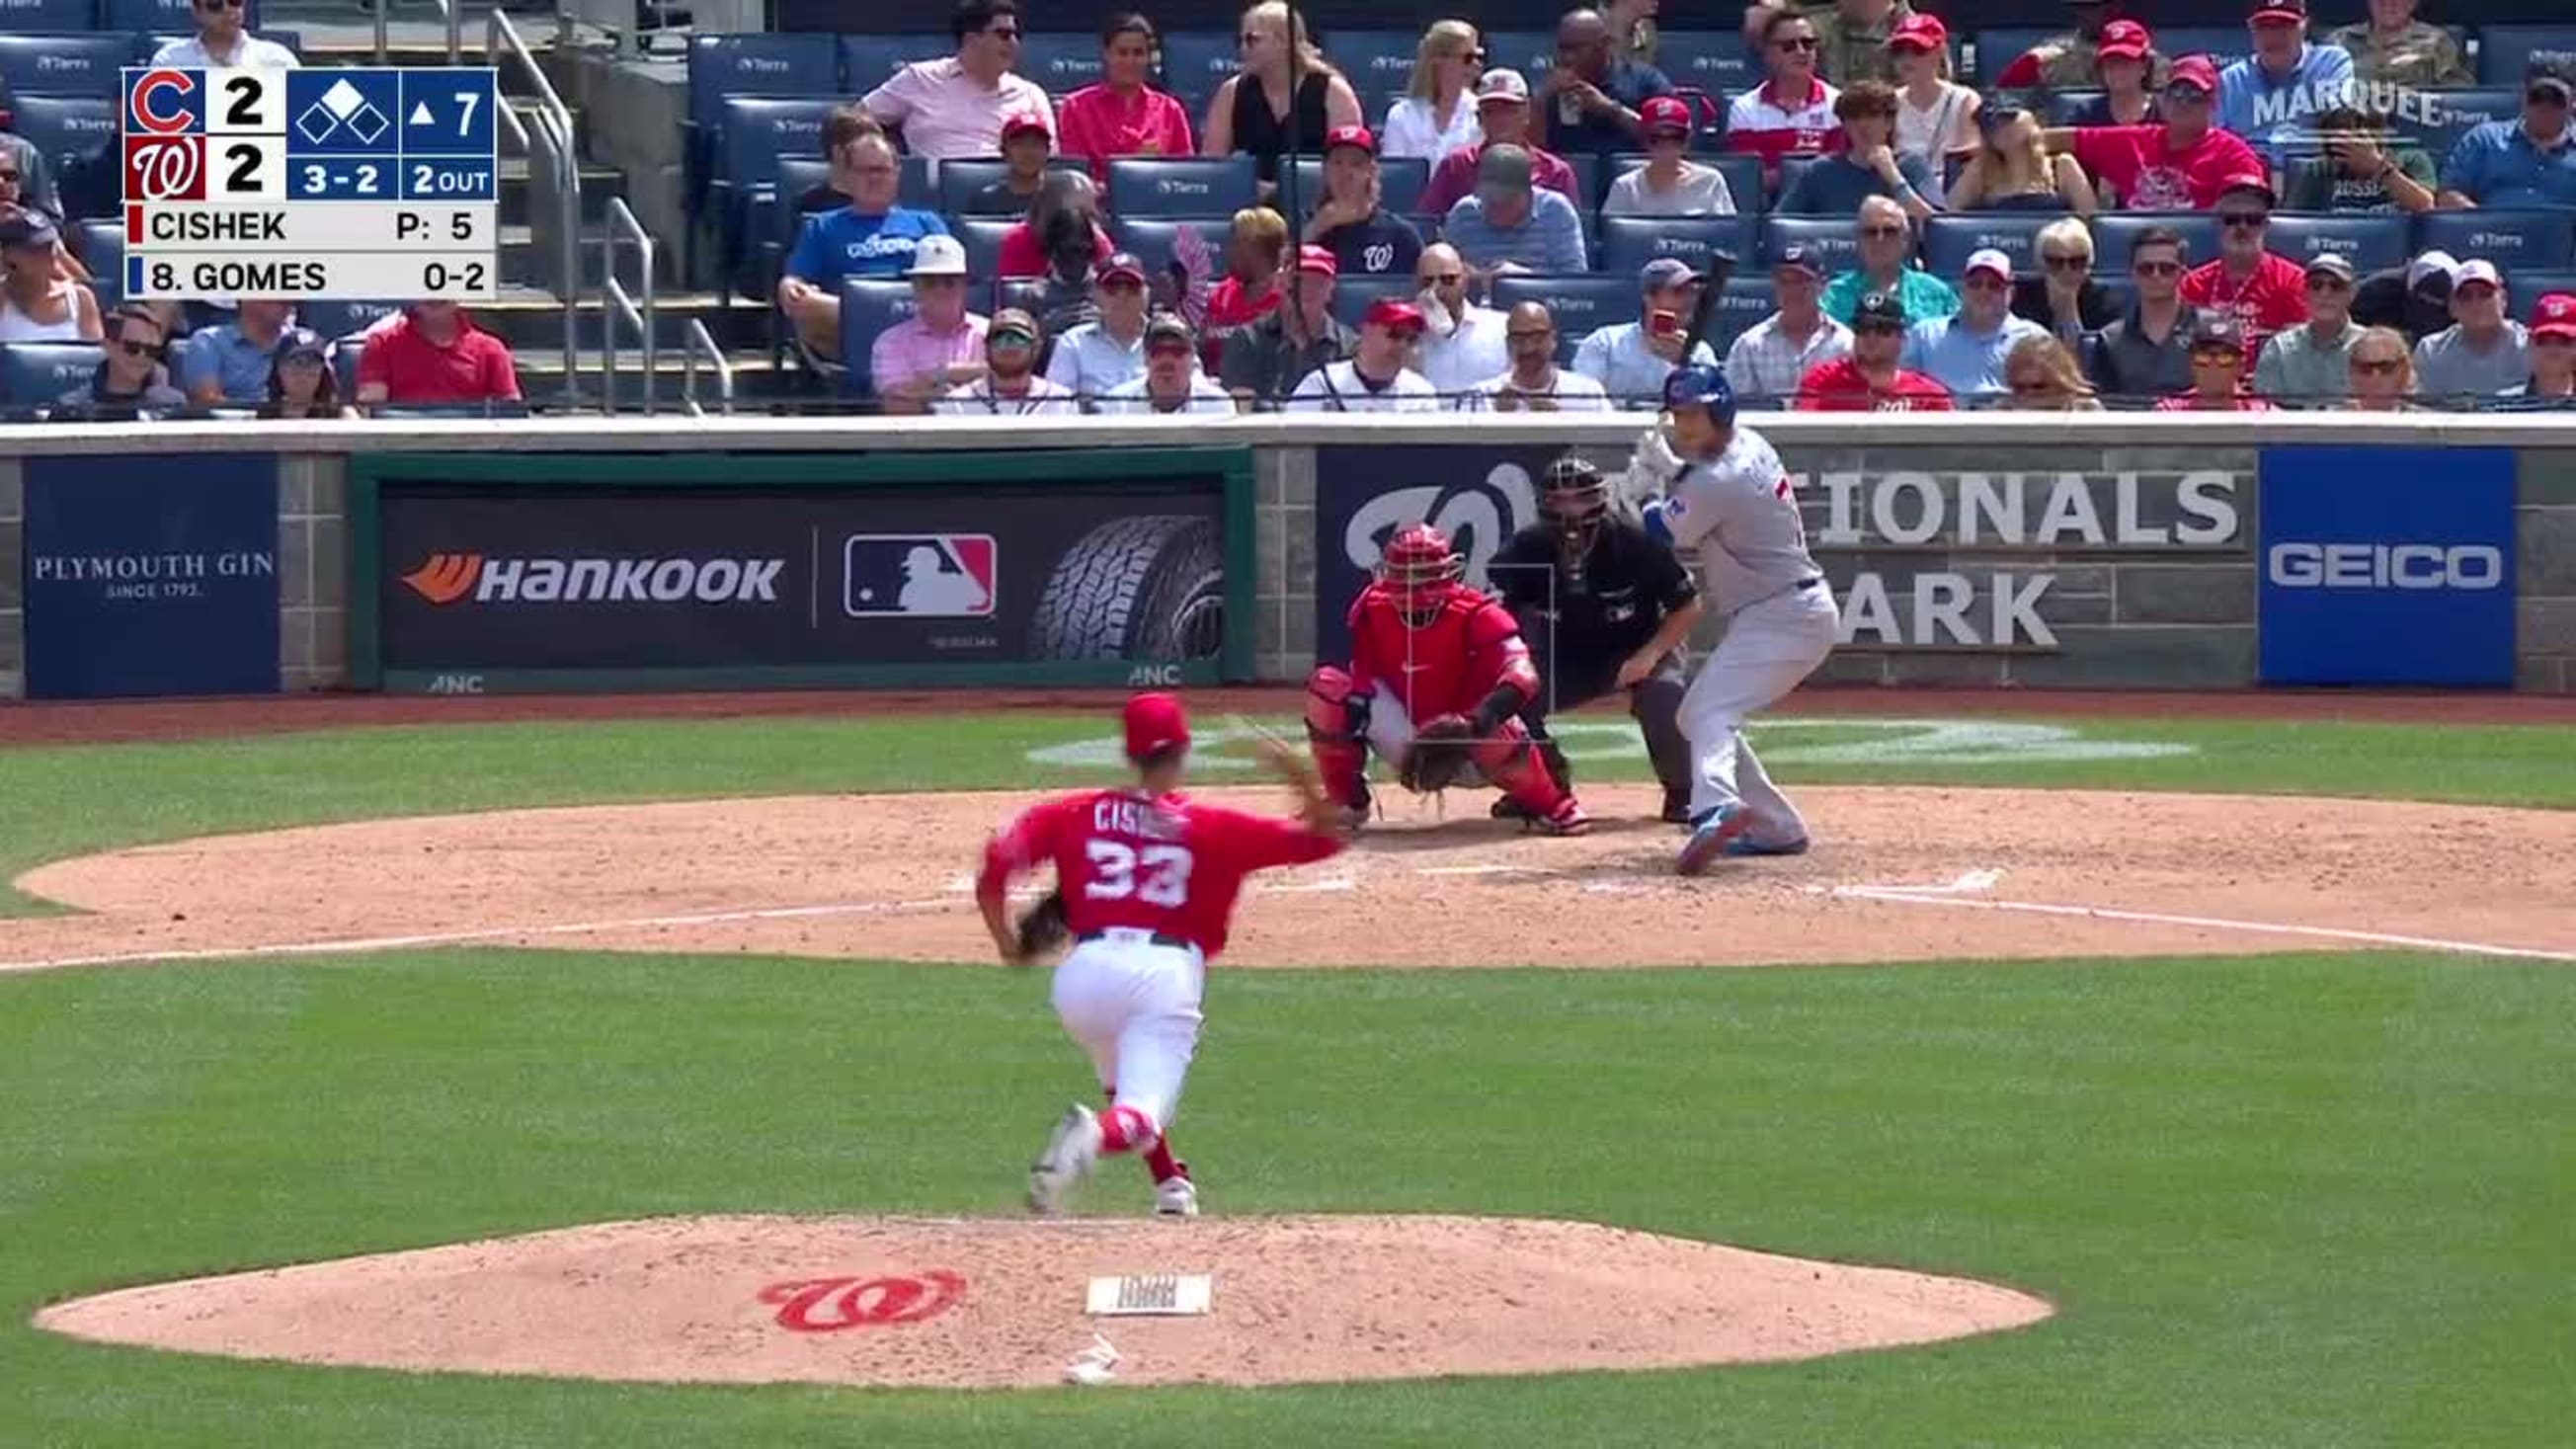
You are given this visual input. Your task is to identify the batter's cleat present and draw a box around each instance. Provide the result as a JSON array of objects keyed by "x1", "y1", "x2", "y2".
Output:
[
  {"x1": 1028, "y1": 1103, "x2": 1102, "y2": 1217},
  {"x1": 1660, "y1": 789, "x2": 1693, "y2": 826},
  {"x1": 1531, "y1": 797, "x2": 1592, "y2": 837},
  {"x1": 1723, "y1": 835, "x2": 1810, "y2": 857},
  {"x1": 1675, "y1": 804, "x2": 1753, "y2": 876},
  {"x1": 1153, "y1": 1171, "x2": 1200, "y2": 1218}
]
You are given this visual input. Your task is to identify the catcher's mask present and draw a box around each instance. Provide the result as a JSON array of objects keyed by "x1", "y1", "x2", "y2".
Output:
[
  {"x1": 1378, "y1": 522, "x2": 1464, "y2": 629},
  {"x1": 1539, "y1": 455, "x2": 1610, "y2": 560}
]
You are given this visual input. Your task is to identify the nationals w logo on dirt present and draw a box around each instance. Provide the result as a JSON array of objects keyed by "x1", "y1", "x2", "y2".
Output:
[{"x1": 398, "y1": 553, "x2": 785, "y2": 605}]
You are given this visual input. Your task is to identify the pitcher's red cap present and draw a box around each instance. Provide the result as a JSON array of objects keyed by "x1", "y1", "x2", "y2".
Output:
[{"x1": 1123, "y1": 692, "x2": 1191, "y2": 763}]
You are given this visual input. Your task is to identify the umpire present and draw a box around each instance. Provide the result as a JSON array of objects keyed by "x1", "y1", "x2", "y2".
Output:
[{"x1": 1489, "y1": 453, "x2": 1702, "y2": 824}]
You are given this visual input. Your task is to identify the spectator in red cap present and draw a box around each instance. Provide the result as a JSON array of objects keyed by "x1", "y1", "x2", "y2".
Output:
[
  {"x1": 1888, "y1": 14, "x2": 1978, "y2": 201},
  {"x1": 1727, "y1": 8, "x2": 1841, "y2": 179},
  {"x1": 2042, "y1": 55, "x2": 2265, "y2": 209},
  {"x1": 1541, "y1": 6, "x2": 1673, "y2": 156},
  {"x1": 1603, "y1": 96, "x2": 1736, "y2": 215},
  {"x1": 1217, "y1": 242, "x2": 1354, "y2": 403},
  {"x1": 964, "y1": 111, "x2": 1059, "y2": 215},
  {"x1": 1420, "y1": 67, "x2": 1583, "y2": 217},
  {"x1": 1045, "y1": 252, "x2": 1156, "y2": 399},
  {"x1": 1287, "y1": 297, "x2": 1441, "y2": 411},
  {"x1": 1304, "y1": 125, "x2": 1423, "y2": 278},
  {"x1": 2065, "y1": 20, "x2": 2159, "y2": 127},
  {"x1": 1100, "y1": 313, "x2": 1238, "y2": 414},
  {"x1": 2504, "y1": 293, "x2": 2576, "y2": 405},
  {"x1": 2179, "y1": 174, "x2": 2309, "y2": 356},
  {"x1": 1201, "y1": 1, "x2": 1363, "y2": 193},
  {"x1": 1054, "y1": 12, "x2": 1196, "y2": 178},
  {"x1": 356, "y1": 301, "x2": 520, "y2": 410},
  {"x1": 1994, "y1": 0, "x2": 2146, "y2": 91},
  {"x1": 2154, "y1": 312, "x2": 2278, "y2": 410}
]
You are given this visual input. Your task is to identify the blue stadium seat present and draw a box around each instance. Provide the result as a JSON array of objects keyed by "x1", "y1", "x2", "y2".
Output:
[
  {"x1": 297, "y1": 299, "x2": 402, "y2": 343},
  {"x1": 1563, "y1": 152, "x2": 1599, "y2": 210},
  {"x1": 2398, "y1": 88, "x2": 2519, "y2": 162},
  {"x1": 1493, "y1": 273, "x2": 1639, "y2": 362},
  {"x1": 682, "y1": 34, "x2": 843, "y2": 248},
  {"x1": 2512, "y1": 273, "x2": 2576, "y2": 322},
  {"x1": 1971, "y1": 28, "x2": 2053, "y2": 85},
  {"x1": 1107, "y1": 155, "x2": 1258, "y2": 217},
  {"x1": 1654, "y1": 30, "x2": 1752, "y2": 93},
  {"x1": 838, "y1": 278, "x2": 922, "y2": 395},
  {"x1": 1707, "y1": 276, "x2": 1776, "y2": 357},
  {"x1": 0, "y1": 35, "x2": 136, "y2": 99},
  {"x1": 102, "y1": 0, "x2": 198, "y2": 33},
  {"x1": 994, "y1": 278, "x2": 1048, "y2": 318},
  {"x1": 2153, "y1": 28, "x2": 2249, "y2": 70},
  {"x1": 939, "y1": 156, "x2": 1085, "y2": 215},
  {"x1": 1328, "y1": 30, "x2": 1422, "y2": 99},
  {"x1": 1769, "y1": 155, "x2": 1814, "y2": 210},
  {"x1": 0, "y1": 342, "x2": 101, "y2": 408},
  {"x1": 2416, "y1": 209, "x2": 2576, "y2": 274},
  {"x1": 709, "y1": 97, "x2": 840, "y2": 276},
  {"x1": 2265, "y1": 214, "x2": 2410, "y2": 276},
  {"x1": 1290, "y1": 154, "x2": 1430, "y2": 218},
  {"x1": 1483, "y1": 30, "x2": 1555, "y2": 84},
  {"x1": 2474, "y1": 26, "x2": 2576, "y2": 86},
  {"x1": 1158, "y1": 31, "x2": 1238, "y2": 120},
  {"x1": 11, "y1": 92, "x2": 113, "y2": 214},
  {"x1": 2089, "y1": 212, "x2": 2222, "y2": 271},
  {"x1": 1015, "y1": 32, "x2": 1105, "y2": 96},
  {"x1": 2044, "y1": 90, "x2": 2103, "y2": 125},
  {"x1": 840, "y1": 33, "x2": 954, "y2": 93},
  {"x1": 949, "y1": 216, "x2": 1016, "y2": 278},
  {"x1": 1761, "y1": 215, "x2": 1862, "y2": 274},
  {"x1": 1922, "y1": 214, "x2": 2057, "y2": 277},
  {"x1": 1110, "y1": 215, "x2": 1233, "y2": 280},
  {"x1": 1598, "y1": 153, "x2": 1766, "y2": 215},
  {"x1": 1598, "y1": 214, "x2": 1755, "y2": 276},
  {"x1": 74, "y1": 218, "x2": 119, "y2": 305},
  {"x1": 1327, "y1": 272, "x2": 1413, "y2": 328},
  {"x1": 330, "y1": 338, "x2": 360, "y2": 400}
]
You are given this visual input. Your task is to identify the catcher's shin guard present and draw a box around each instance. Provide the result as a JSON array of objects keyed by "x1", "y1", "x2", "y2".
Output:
[
  {"x1": 1304, "y1": 665, "x2": 1371, "y2": 811},
  {"x1": 1472, "y1": 715, "x2": 1580, "y2": 826}
]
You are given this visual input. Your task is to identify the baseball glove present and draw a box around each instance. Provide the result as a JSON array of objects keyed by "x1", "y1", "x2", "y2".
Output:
[
  {"x1": 1402, "y1": 714, "x2": 1479, "y2": 794},
  {"x1": 1014, "y1": 890, "x2": 1072, "y2": 961}
]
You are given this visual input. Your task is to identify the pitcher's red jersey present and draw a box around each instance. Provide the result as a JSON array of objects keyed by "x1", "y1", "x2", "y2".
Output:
[
  {"x1": 978, "y1": 789, "x2": 1344, "y2": 960},
  {"x1": 1346, "y1": 583, "x2": 1534, "y2": 724}
]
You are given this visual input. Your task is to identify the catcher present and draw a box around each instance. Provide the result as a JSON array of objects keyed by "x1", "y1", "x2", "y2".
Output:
[
  {"x1": 1305, "y1": 522, "x2": 1590, "y2": 835},
  {"x1": 1487, "y1": 455, "x2": 1702, "y2": 824}
]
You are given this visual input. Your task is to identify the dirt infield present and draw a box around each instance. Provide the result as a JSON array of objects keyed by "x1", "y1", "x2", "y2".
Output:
[
  {"x1": 33, "y1": 1214, "x2": 2053, "y2": 1389},
  {"x1": 5, "y1": 784, "x2": 2570, "y2": 972}
]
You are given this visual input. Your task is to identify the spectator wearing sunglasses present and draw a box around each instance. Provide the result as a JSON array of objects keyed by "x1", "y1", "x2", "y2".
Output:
[
  {"x1": 1901, "y1": 248, "x2": 2047, "y2": 400},
  {"x1": 1819, "y1": 195, "x2": 1956, "y2": 326},
  {"x1": 859, "y1": 0, "x2": 1054, "y2": 162},
  {"x1": 2436, "y1": 58, "x2": 2576, "y2": 209},
  {"x1": 0, "y1": 135, "x2": 60, "y2": 227},
  {"x1": 2179, "y1": 173, "x2": 2308, "y2": 359},
  {"x1": 1794, "y1": 288, "x2": 1953, "y2": 411},
  {"x1": 2089, "y1": 224, "x2": 2205, "y2": 403},
  {"x1": 2255, "y1": 253, "x2": 2365, "y2": 406},
  {"x1": 1603, "y1": 96, "x2": 1736, "y2": 216},
  {"x1": 1381, "y1": 21, "x2": 1486, "y2": 163},
  {"x1": 1727, "y1": 9, "x2": 1841, "y2": 181},
  {"x1": 2215, "y1": 0, "x2": 2354, "y2": 165},
  {"x1": 2012, "y1": 218, "x2": 2119, "y2": 346},
  {"x1": 2000, "y1": 334, "x2": 2103, "y2": 411},
  {"x1": 2340, "y1": 325, "x2": 2417, "y2": 410},
  {"x1": 2041, "y1": 54, "x2": 2263, "y2": 210},
  {"x1": 1949, "y1": 104, "x2": 2096, "y2": 215},
  {"x1": 152, "y1": 0, "x2": 299, "y2": 68},
  {"x1": 2154, "y1": 313, "x2": 2278, "y2": 411},
  {"x1": 53, "y1": 304, "x2": 187, "y2": 421}
]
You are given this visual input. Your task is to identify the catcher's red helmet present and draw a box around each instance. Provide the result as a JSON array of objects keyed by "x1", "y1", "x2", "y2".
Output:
[{"x1": 1378, "y1": 523, "x2": 1464, "y2": 627}]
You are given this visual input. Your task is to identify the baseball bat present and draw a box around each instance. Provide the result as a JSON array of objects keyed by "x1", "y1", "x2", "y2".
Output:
[{"x1": 1678, "y1": 247, "x2": 1739, "y2": 362}]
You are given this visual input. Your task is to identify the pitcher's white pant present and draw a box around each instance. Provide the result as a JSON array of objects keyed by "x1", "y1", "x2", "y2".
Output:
[
  {"x1": 1683, "y1": 581, "x2": 1841, "y2": 846},
  {"x1": 1050, "y1": 928, "x2": 1206, "y2": 1139}
]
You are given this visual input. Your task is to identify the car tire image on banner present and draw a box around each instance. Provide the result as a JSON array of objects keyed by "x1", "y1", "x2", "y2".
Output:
[{"x1": 1029, "y1": 515, "x2": 1226, "y2": 662}]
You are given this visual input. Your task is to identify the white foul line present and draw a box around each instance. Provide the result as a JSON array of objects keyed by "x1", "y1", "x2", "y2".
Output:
[
  {"x1": 1834, "y1": 887, "x2": 2576, "y2": 964},
  {"x1": 0, "y1": 896, "x2": 962, "y2": 974}
]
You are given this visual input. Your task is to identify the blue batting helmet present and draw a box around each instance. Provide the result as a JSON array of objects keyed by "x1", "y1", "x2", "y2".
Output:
[{"x1": 1661, "y1": 363, "x2": 1735, "y2": 427}]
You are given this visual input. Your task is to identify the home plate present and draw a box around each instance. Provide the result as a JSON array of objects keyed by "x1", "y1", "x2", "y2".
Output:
[{"x1": 1087, "y1": 1273, "x2": 1213, "y2": 1317}]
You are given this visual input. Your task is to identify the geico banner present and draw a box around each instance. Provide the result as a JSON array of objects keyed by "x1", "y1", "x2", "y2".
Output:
[
  {"x1": 22, "y1": 453, "x2": 281, "y2": 698},
  {"x1": 1311, "y1": 443, "x2": 2245, "y2": 658},
  {"x1": 375, "y1": 480, "x2": 1227, "y2": 679},
  {"x1": 2257, "y1": 446, "x2": 2517, "y2": 686}
]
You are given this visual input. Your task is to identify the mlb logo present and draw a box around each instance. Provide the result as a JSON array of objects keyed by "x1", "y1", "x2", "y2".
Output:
[{"x1": 844, "y1": 534, "x2": 997, "y2": 618}]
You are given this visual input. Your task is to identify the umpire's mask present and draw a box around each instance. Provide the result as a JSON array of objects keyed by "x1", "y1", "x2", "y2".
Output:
[{"x1": 1539, "y1": 455, "x2": 1611, "y2": 563}]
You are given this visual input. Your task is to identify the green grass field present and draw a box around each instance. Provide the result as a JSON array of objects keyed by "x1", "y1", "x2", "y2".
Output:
[{"x1": 2, "y1": 708, "x2": 2570, "y2": 1446}]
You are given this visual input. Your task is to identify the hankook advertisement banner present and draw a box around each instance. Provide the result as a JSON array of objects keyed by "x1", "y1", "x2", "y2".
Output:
[{"x1": 350, "y1": 452, "x2": 1253, "y2": 692}]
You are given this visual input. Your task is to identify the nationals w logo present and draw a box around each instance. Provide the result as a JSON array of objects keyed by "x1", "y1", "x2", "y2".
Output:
[{"x1": 759, "y1": 1272, "x2": 966, "y2": 1332}]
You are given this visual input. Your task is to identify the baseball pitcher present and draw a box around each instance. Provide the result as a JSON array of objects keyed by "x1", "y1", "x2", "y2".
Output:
[{"x1": 1641, "y1": 364, "x2": 1840, "y2": 874}]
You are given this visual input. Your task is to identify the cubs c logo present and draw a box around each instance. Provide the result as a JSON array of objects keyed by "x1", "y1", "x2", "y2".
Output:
[{"x1": 128, "y1": 69, "x2": 197, "y2": 134}]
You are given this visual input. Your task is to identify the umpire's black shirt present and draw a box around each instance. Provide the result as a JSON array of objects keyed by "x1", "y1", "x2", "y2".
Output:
[{"x1": 1490, "y1": 518, "x2": 1697, "y2": 669}]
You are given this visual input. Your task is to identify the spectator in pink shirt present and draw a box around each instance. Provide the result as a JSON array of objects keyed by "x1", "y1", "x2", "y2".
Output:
[
  {"x1": 1056, "y1": 12, "x2": 1197, "y2": 177},
  {"x1": 859, "y1": 0, "x2": 1056, "y2": 162},
  {"x1": 870, "y1": 235, "x2": 990, "y2": 412}
]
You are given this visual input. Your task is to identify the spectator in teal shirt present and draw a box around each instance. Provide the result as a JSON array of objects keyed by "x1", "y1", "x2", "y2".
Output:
[{"x1": 1820, "y1": 196, "x2": 1959, "y2": 325}]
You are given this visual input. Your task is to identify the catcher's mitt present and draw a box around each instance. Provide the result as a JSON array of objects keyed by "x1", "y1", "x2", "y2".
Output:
[
  {"x1": 1014, "y1": 890, "x2": 1072, "y2": 961},
  {"x1": 1402, "y1": 714, "x2": 1479, "y2": 794}
]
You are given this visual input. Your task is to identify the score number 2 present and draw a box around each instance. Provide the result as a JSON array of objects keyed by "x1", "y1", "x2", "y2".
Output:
[{"x1": 1084, "y1": 841, "x2": 1195, "y2": 907}]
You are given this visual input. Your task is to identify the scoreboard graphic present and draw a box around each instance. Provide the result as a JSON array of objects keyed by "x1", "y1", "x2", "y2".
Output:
[{"x1": 121, "y1": 66, "x2": 500, "y2": 300}]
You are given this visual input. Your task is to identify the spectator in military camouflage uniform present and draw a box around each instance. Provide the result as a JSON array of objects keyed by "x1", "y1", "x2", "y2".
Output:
[
  {"x1": 2327, "y1": 0, "x2": 2471, "y2": 88},
  {"x1": 1608, "y1": 0, "x2": 1659, "y2": 67},
  {"x1": 1747, "y1": 0, "x2": 1916, "y2": 87}
]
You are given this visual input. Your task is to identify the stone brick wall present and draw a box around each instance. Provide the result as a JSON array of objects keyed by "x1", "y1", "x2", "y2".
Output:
[{"x1": 2520, "y1": 450, "x2": 2576, "y2": 692}]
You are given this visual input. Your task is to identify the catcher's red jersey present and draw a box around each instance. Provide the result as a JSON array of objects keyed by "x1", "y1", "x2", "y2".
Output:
[
  {"x1": 978, "y1": 788, "x2": 1344, "y2": 959},
  {"x1": 1346, "y1": 583, "x2": 1535, "y2": 724}
]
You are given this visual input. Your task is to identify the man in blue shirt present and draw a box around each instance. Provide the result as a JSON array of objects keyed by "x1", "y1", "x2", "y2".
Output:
[
  {"x1": 1901, "y1": 248, "x2": 2047, "y2": 400},
  {"x1": 179, "y1": 299, "x2": 310, "y2": 406},
  {"x1": 2438, "y1": 60, "x2": 2576, "y2": 209},
  {"x1": 1442, "y1": 144, "x2": 1589, "y2": 279},
  {"x1": 1540, "y1": 7, "x2": 1673, "y2": 156},
  {"x1": 775, "y1": 129, "x2": 951, "y2": 357},
  {"x1": 2216, "y1": 0, "x2": 2356, "y2": 164},
  {"x1": 1779, "y1": 80, "x2": 1938, "y2": 218}
]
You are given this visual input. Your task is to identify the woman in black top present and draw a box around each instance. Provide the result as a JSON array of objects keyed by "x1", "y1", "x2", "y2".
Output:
[
  {"x1": 2010, "y1": 216, "x2": 2121, "y2": 343},
  {"x1": 1201, "y1": 1, "x2": 1361, "y2": 188}
]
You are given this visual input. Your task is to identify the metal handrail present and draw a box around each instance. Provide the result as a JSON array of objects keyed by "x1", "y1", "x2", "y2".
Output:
[
  {"x1": 373, "y1": 0, "x2": 462, "y2": 64},
  {"x1": 601, "y1": 197, "x2": 657, "y2": 415},
  {"x1": 489, "y1": 8, "x2": 582, "y2": 402},
  {"x1": 681, "y1": 319, "x2": 735, "y2": 417}
]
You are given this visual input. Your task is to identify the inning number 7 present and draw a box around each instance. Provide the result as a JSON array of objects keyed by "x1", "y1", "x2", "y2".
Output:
[{"x1": 453, "y1": 91, "x2": 480, "y2": 136}]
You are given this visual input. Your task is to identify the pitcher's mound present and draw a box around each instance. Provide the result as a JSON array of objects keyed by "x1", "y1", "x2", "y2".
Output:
[{"x1": 35, "y1": 1214, "x2": 2051, "y2": 1389}]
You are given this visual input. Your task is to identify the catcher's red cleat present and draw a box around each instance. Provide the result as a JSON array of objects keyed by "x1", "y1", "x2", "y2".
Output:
[{"x1": 1532, "y1": 797, "x2": 1591, "y2": 837}]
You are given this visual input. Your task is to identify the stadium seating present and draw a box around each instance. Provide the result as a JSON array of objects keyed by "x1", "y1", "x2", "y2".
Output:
[
  {"x1": 1493, "y1": 272, "x2": 1636, "y2": 361},
  {"x1": 2090, "y1": 213, "x2": 2224, "y2": 270},
  {"x1": 1110, "y1": 215, "x2": 1235, "y2": 281},
  {"x1": 75, "y1": 218, "x2": 120, "y2": 305},
  {"x1": 709, "y1": 97, "x2": 842, "y2": 277},
  {"x1": 1760, "y1": 216, "x2": 1861, "y2": 273},
  {"x1": 1014, "y1": 32, "x2": 1105, "y2": 95},
  {"x1": 1289, "y1": 155, "x2": 1430, "y2": 218},
  {"x1": 2417, "y1": 209, "x2": 2576, "y2": 273},
  {"x1": 1328, "y1": 272, "x2": 1412, "y2": 327},
  {"x1": 0, "y1": 342, "x2": 102, "y2": 408},
  {"x1": 1972, "y1": 24, "x2": 2248, "y2": 83},
  {"x1": 2401, "y1": 88, "x2": 2520, "y2": 161},
  {"x1": 837, "y1": 278, "x2": 922, "y2": 394},
  {"x1": 11, "y1": 92, "x2": 114, "y2": 177},
  {"x1": 839, "y1": 32, "x2": 952, "y2": 94},
  {"x1": 1157, "y1": 31, "x2": 1239, "y2": 120},
  {"x1": 1482, "y1": 30, "x2": 1555, "y2": 84},
  {"x1": 101, "y1": 0, "x2": 199, "y2": 32},
  {"x1": 1599, "y1": 152, "x2": 1765, "y2": 213},
  {"x1": 2265, "y1": 214, "x2": 2412, "y2": 275},
  {"x1": 1707, "y1": 277, "x2": 1776, "y2": 355},
  {"x1": 2474, "y1": 26, "x2": 2576, "y2": 85},
  {"x1": 938, "y1": 156, "x2": 1086, "y2": 215},
  {"x1": 2513, "y1": 273, "x2": 2576, "y2": 320},
  {"x1": 1599, "y1": 214, "x2": 1755, "y2": 275},
  {"x1": 1106, "y1": 155, "x2": 1258, "y2": 217},
  {"x1": 1922, "y1": 214, "x2": 2058, "y2": 276},
  {"x1": 1329, "y1": 30, "x2": 1422, "y2": 102},
  {"x1": 1654, "y1": 30, "x2": 1754, "y2": 93},
  {"x1": 0, "y1": 33, "x2": 133, "y2": 99},
  {"x1": 0, "y1": 0, "x2": 97, "y2": 32},
  {"x1": 949, "y1": 216, "x2": 1018, "y2": 278},
  {"x1": 298, "y1": 300, "x2": 403, "y2": 343}
]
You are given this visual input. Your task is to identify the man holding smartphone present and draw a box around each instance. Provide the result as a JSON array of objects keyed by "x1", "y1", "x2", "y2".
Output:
[{"x1": 1571, "y1": 258, "x2": 1721, "y2": 407}]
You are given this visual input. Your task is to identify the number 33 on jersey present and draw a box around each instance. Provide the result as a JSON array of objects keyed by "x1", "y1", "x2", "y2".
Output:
[{"x1": 983, "y1": 790, "x2": 1344, "y2": 960}]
